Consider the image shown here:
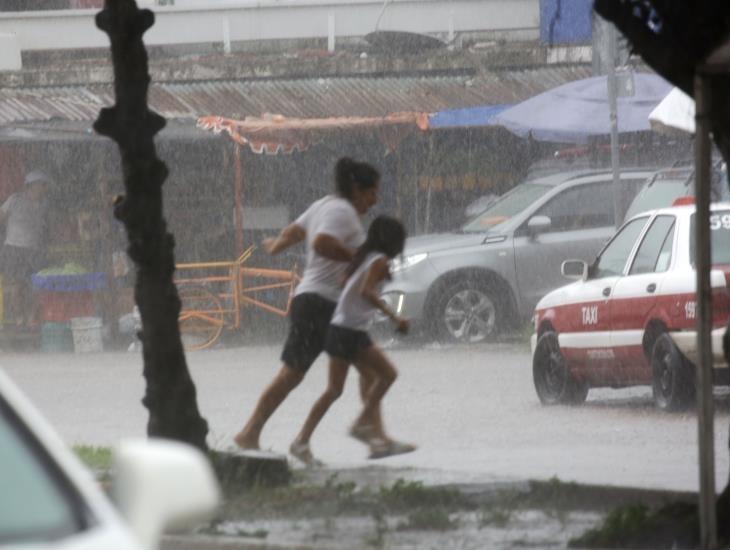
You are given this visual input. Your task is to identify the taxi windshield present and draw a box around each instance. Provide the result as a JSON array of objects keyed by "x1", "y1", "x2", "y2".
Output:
[
  {"x1": 690, "y1": 210, "x2": 730, "y2": 265},
  {"x1": 461, "y1": 183, "x2": 551, "y2": 233}
]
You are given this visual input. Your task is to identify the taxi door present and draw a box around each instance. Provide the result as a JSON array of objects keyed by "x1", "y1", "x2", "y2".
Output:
[
  {"x1": 555, "y1": 275, "x2": 618, "y2": 375},
  {"x1": 566, "y1": 216, "x2": 651, "y2": 382},
  {"x1": 610, "y1": 215, "x2": 677, "y2": 381}
]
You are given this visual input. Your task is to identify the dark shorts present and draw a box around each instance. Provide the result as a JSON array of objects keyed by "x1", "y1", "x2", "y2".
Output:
[
  {"x1": 0, "y1": 245, "x2": 44, "y2": 284},
  {"x1": 324, "y1": 324, "x2": 373, "y2": 362},
  {"x1": 280, "y1": 293, "x2": 337, "y2": 374}
]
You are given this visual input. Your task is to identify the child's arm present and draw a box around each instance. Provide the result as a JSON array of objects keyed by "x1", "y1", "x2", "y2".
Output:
[{"x1": 359, "y1": 258, "x2": 409, "y2": 334}]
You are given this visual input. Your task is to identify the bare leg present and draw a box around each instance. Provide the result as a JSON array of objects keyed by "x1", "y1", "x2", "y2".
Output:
[
  {"x1": 2, "y1": 280, "x2": 20, "y2": 326},
  {"x1": 356, "y1": 367, "x2": 388, "y2": 440},
  {"x1": 351, "y1": 345, "x2": 397, "y2": 431},
  {"x1": 234, "y1": 364, "x2": 304, "y2": 450},
  {"x1": 291, "y1": 357, "x2": 350, "y2": 447}
]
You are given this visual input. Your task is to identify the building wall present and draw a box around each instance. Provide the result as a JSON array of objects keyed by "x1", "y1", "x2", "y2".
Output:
[{"x1": 0, "y1": 0, "x2": 538, "y2": 52}]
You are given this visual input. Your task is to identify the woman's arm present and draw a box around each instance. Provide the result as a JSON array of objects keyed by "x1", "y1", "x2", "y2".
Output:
[
  {"x1": 262, "y1": 223, "x2": 306, "y2": 255},
  {"x1": 359, "y1": 258, "x2": 409, "y2": 333},
  {"x1": 312, "y1": 233, "x2": 355, "y2": 262}
]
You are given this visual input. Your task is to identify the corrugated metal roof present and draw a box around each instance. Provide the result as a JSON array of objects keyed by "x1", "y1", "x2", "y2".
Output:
[{"x1": 0, "y1": 65, "x2": 594, "y2": 125}]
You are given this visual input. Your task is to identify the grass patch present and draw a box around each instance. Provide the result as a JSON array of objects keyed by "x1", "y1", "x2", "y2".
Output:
[
  {"x1": 364, "y1": 510, "x2": 388, "y2": 547},
  {"x1": 397, "y1": 508, "x2": 458, "y2": 531},
  {"x1": 569, "y1": 501, "x2": 699, "y2": 549},
  {"x1": 235, "y1": 528, "x2": 268, "y2": 539},
  {"x1": 378, "y1": 479, "x2": 470, "y2": 511},
  {"x1": 479, "y1": 505, "x2": 513, "y2": 528},
  {"x1": 220, "y1": 477, "x2": 475, "y2": 523},
  {"x1": 73, "y1": 445, "x2": 112, "y2": 471}
]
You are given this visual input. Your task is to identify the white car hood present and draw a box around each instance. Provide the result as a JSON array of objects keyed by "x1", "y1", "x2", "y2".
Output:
[{"x1": 404, "y1": 232, "x2": 495, "y2": 255}]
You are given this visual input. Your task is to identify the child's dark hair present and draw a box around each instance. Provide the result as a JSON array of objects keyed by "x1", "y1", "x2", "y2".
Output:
[
  {"x1": 345, "y1": 215, "x2": 406, "y2": 280},
  {"x1": 335, "y1": 157, "x2": 380, "y2": 199}
]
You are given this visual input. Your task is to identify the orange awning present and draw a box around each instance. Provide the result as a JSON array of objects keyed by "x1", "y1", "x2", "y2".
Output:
[{"x1": 196, "y1": 112, "x2": 430, "y2": 154}]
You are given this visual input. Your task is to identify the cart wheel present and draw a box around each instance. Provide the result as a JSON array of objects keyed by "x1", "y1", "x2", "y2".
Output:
[{"x1": 177, "y1": 284, "x2": 225, "y2": 351}]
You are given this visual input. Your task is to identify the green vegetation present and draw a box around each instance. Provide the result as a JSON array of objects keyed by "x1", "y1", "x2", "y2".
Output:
[
  {"x1": 569, "y1": 502, "x2": 699, "y2": 549},
  {"x1": 397, "y1": 508, "x2": 459, "y2": 531},
  {"x1": 479, "y1": 505, "x2": 513, "y2": 528},
  {"x1": 235, "y1": 528, "x2": 268, "y2": 539},
  {"x1": 73, "y1": 445, "x2": 112, "y2": 471},
  {"x1": 377, "y1": 479, "x2": 469, "y2": 511}
]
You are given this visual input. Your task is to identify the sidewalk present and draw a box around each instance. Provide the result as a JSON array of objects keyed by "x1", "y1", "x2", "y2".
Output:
[{"x1": 162, "y1": 464, "x2": 697, "y2": 550}]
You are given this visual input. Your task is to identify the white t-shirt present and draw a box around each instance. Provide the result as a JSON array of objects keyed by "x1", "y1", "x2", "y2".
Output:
[
  {"x1": 1, "y1": 192, "x2": 47, "y2": 249},
  {"x1": 293, "y1": 195, "x2": 365, "y2": 303},
  {"x1": 331, "y1": 252, "x2": 387, "y2": 331}
]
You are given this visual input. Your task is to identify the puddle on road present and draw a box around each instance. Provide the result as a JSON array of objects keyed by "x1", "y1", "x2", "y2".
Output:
[{"x1": 204, "y1": 509, "x2": 601, "y2": 549}]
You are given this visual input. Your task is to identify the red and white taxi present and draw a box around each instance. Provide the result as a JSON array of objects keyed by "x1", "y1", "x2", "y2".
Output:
[{"x1": 531, "y1": 200, "x2": 730, "y2": 411}]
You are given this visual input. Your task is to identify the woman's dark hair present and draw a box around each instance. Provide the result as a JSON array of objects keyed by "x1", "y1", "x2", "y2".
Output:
[
  {"x1": 335, "y1": 157, "x2": 380, "y2": 199},
  {"x1": 345, "y1": 215, "x2": 406, "y2": 280}
]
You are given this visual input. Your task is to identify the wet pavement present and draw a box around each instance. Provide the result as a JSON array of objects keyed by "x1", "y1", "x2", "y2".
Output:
[{"x1": 2, "y1": 341, "x2": 728, "y2": 494}]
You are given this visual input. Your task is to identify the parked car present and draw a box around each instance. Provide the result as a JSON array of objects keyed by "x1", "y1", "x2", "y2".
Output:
[
  {"x1": 532, "y1": 202, "x2": 730, "y2": 411},
  {"x1": 380, "y1": 168, "x2": 655, "y2": 343},
  {"x1": 623, "y1": 161, "x2": 730, "y2": 221},
  {"x1": 0, "y1": 367, "x2": 219, "y2": 549}
]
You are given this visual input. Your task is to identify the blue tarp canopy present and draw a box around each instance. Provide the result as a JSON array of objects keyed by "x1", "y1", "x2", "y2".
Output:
[
  {"x1": 488, "y1": 73, "x2": 672, "y2": 143},
  {"x1": 428, "y1": 104, "x2": 511, "y2": 128}
]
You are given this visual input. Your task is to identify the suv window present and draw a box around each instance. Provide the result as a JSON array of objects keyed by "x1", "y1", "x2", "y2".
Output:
[
  {"x1": 593, "y1": 216, "x2": 649, "y2": 278},
  {"x1": 462, "y1": 183, "x2": 551, "y2": 233},
  {"x1": 629, "y1": 215, "x2": 676, "y2": 275},
  {"x1": 624, "y1": 164, "x2": 730, "y2": 221},
  {"x1": 624, "y1": 175, "x2": 690, "y2": 220},
  {"x1": 534, "y1": 182, "x2": 615, "y2": 232}
]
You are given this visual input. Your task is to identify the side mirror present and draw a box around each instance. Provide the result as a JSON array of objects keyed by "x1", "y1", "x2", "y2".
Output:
[
  {"x1": 113, "y1": 438, "x2": 220, "y2": 549},
  {"x1": 561, "y1": 259, "x2": 588, "y2": 281},
  {"x1": 527, "y1": 215, "x2": 551, "y2": 236}
]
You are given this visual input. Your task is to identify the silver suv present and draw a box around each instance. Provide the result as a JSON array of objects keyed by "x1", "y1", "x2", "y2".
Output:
[
  {"x1": 623, "y1": 161, "x2": 729, "y2": 221},
  {"x1": 381, "y1": 169, "x2": 656, "y2": 343}
]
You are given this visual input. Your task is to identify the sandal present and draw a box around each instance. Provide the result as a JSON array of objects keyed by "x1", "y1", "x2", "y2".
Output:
[
  {"x1": 369, "y1": 439, "x2": 417, "y2": 460},
  {"x1": 289, "y1": 442, "x2": 324, "y2": 467},
  {"x1": 349, "y1": 423, "x2": 377, "y2": 445}
]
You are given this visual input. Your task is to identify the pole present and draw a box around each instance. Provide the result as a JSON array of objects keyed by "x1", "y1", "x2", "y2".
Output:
[
  {"x1": 234, "y1": 144, "x2": 244, "y2": 256},
  {"x1": 606, "y1": 24, "x2": 621, "y2": 227},
  {"x1": 694, "y1": 71, "x2": 718, "y2": 550}
]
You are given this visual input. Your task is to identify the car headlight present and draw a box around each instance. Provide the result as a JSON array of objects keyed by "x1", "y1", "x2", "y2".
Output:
[{"x1": 391, "y1": 253, "x2": 428, "y2": 273}]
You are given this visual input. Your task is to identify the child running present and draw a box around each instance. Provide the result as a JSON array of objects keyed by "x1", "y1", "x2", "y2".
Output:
[{"x1": 290, "y1": 215, "x2": 416, "y2": 461}]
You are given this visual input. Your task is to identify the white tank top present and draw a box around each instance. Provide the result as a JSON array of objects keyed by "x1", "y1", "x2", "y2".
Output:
[{"x1": 331, "y1": 252, "x2": 387, "y2": 331}]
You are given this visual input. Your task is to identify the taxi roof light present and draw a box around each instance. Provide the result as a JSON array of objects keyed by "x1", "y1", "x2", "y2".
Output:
[{"x1": 672, "y1": 196, "x2": 695, "y2": 206}]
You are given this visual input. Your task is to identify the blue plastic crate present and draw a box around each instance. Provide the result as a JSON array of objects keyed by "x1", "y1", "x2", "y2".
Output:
[{"x1": 31, "y1": 272, "x2": 107, "y2": 292}]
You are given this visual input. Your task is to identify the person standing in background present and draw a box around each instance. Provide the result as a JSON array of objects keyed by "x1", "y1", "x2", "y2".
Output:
[{"x1": 0, "y1": 170, "x2": 52, "y2": 330}]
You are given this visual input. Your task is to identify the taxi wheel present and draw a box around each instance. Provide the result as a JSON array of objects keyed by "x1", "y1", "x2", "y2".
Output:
[
  {"x1": 533, "y1": 331, "x2": 588, "y2": 406},
  {"x1": 432, "y1": 280, "x2": 500, "y2": 344},
  {"x1": 651, "y1": 333, "x2": 695, "y2": 411}
]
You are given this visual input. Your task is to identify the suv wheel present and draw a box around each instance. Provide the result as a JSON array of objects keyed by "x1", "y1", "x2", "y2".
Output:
[
  {"x1": 432, "y1": 279, "x2": 499, "y2": 343},
  {"x1": 651, "y1": 333, "x2": 695, "y2": 411},
  {"x1": 533, "y1": 331, "x2": 588, "y2": 405}
]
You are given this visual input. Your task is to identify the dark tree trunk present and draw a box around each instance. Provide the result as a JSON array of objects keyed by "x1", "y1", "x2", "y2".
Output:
[
  {"x1": 93, "y1": 0, "x2": 208, "y2": 451},
  {"x1": 594, "y1": 0, "x2": 730, "y2": 537}
]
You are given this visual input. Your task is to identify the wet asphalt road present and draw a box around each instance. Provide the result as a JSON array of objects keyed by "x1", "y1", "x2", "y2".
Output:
[{"x1": 2, "y1": 342, "x2": 729, "y2": 493}]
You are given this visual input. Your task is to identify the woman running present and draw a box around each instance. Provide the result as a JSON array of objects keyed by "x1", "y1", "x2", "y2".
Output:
[{"x1": 290, "y1": 215, "x2": 416, "y2": 460}]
